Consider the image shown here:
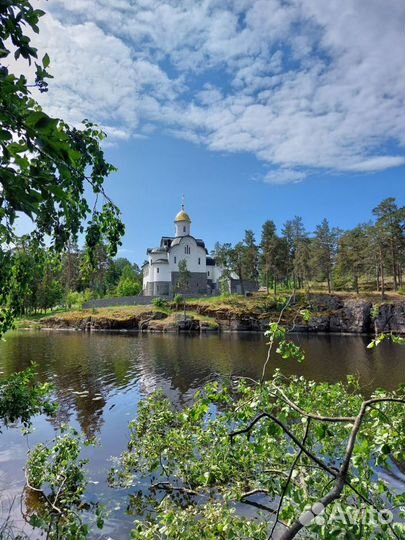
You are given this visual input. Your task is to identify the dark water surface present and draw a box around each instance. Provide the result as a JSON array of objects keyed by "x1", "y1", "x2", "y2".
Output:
[{"x1": 0, "y1": 331, "x2": 404, "y2": 538}]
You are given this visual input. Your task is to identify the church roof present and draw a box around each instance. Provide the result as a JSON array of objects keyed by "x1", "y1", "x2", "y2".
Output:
[
  {"x1": 169, "y1": 235, "x2": 207, "y2": 253},
  {"x1": 160, "y1": 236, "x2": 174, "y2": 249},
  {"x1": 147, "y1": 247, "x2": 167, "y2": 254}
]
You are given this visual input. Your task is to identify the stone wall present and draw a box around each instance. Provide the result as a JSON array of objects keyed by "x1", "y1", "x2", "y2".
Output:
[
  {"x1": 171, "y1": 271, "x2": 207, "y2": 295},
  {"x1": 83, "y1": 296, "x2": 160, "y2": 308},
  {"x1": 83, "y1": 291, "x2": 217, "y2": 309},
  {"x1": 229, "y1": 279, "x2": 259, "y2": 294},
  {"x1": 144, "y1": 281, "x2": 171, "y2": 296}
]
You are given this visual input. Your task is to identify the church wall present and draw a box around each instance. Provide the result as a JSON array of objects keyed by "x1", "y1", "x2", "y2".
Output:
[
  {"x1": 209, "y1": 264, "x2": 225, "y2": 284},
  {"x1": 150, "y1": 262, "x2": 170, "y2": 283},
  {"x1": 168, "y1": 240, "x2": 207, "y2": 274}
]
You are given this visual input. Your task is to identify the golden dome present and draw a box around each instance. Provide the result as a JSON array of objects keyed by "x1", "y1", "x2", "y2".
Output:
[{"x1": 175, "y1": 208, "x2": 191, "y2": 222}]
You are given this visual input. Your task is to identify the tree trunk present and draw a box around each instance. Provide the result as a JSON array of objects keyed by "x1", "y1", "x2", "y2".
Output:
[
  {"x1": 380, "y1": 246, "x2": 385, "y2": 299},
  {"x1": 391, "y1": 240, "x2": 397, "y2": 291},
  {"x1": 327, "y1": 273, "x2": 331, "y2": 294},
  {"x1": 239, "y1": 267, "x2": 245, "y2": 295}
]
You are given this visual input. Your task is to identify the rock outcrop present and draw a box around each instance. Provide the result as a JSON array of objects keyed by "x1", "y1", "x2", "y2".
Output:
[
  {"x1": 39, "y1": 296, "x2": 405, "y2": 335},
  {"x1": 373, "y1": 302, "x2": 405, "y2": 334}
]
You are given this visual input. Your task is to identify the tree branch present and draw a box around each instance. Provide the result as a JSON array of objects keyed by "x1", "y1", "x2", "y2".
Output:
[
  {"x1": 268, "y1": 418, "x2": 311, "y2": 539},
  {"x1": 230, "y1": 412, "x2": 336, "y2": 478}
]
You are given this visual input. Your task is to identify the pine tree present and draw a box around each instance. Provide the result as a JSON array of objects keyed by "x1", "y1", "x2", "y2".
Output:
[
  {"x1": 312, "y1": 219, "x2": 341, "y2": 293},
  {"x1": 282, "y1": 216, "x2": 307, "y2": 288}
]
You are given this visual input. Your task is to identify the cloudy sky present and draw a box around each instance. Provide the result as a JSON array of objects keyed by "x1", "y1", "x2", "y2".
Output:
[{"x1": 22, "y1": 0, "x2": 405, "y2": 261}]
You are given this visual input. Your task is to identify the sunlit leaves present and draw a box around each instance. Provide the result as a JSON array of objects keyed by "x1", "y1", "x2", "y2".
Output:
[
  {"x1": 26, "y1": 427, "x2": 103, "y2": 539},
  {"x1": 112, "y1": 372, "x2": 405, "y2": 539},
  {"x1": 0, "y1": 365, "x2": 56, "y2": 429},
  {"x1": 367, "y1": 332, "x2": 405, "y2": 349},
  {"x1": 0, "y1": 1, "x2": 124, "y2": 336}
]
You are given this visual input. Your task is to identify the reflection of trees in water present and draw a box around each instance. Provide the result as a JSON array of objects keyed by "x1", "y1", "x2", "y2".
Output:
[{"x1": 1, "y1": 332, "x2": 404, "y2": 435}]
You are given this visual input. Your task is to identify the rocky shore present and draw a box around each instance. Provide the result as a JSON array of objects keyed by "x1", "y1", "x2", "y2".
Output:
[{"x1": 35, "y1": 295, "x2": 405, "y2": 335}]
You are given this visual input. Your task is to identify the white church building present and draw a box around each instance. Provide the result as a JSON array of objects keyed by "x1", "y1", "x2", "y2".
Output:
[{"x1": 142, "y1": 203, "x2": 225, "y2": 296}]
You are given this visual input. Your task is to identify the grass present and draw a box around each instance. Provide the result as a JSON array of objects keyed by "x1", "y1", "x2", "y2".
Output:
[
  {"x1": 147, "y1": 310, "x2": 219, "y2": 330},
  {"x1": 14, "y1": 289, "x2": 404, "y2": 331}
]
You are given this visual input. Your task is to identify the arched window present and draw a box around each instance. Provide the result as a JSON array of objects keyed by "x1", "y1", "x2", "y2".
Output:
[
  {"x1": 157, "y1": 267, "x2": 159, "y2": 274},
  {"x1": 174, "y1": 256, "x2": 176, "y2": 263},
  {"x1": 183, "y1": 226, "x2": 186, "y2": 232},
  {"x1": 198, "y1": 257, "x2": 201, "y2": 264},
  {"x1": 184, "y1": 245, "x2": 191, "y2": 255}
]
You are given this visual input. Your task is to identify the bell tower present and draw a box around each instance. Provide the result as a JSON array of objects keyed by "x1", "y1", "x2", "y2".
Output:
[{"x1": 174, "y1": 196, "x2": 191, "y2": 237}]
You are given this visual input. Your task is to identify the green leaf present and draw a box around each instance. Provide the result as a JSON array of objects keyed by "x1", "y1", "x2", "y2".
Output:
[{"x1": 42, "y1": 53, "x2": 50, "y2": 68}]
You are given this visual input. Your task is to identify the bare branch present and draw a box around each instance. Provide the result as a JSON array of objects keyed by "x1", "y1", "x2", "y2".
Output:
[
  {"x1": 151, "y1": 482, "x2": 201, "y2": 497},
  {"x1": 272, "y1": 385, "x2": 356, "y2": 423},
  {"x1": 230, "y1": 412, "x2": 336, "y2": 478}
]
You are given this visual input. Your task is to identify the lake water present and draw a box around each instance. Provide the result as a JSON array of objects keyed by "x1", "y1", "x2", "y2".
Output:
[{"x1": 0, "y1": 330, "x2": 404, "y2": 538}]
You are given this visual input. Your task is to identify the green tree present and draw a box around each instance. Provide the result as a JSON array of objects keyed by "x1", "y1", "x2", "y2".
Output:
[
  {"x1": 0, "y1": 0, "x2": 124, "y2": 334},
  {"x1": 335, "y1": 226, "x2": 369, "y2": 293},
  {"x1": 260, "y1": 220, "x2": 277, "y2": 293},
  {"x1": 110, "y1": 319, "x2": 405, "y2": 540},
  {"x1": 175, "y1": 259, "x2": 191, "y2": 293},
  {"x1": 0, "y1": 4, "x2": 124, "y2": 534},
  {"x1": 242, "y1": 229, "x2": 259, "y2": 284},
  {"x1": 80, "y1": 243, "x2": 113, "y2": 297},
  {"x1": 107, "y1": 257, "x2": 140, "y2": 291},
  {"x1": 282, "y1": 216, "x2": 307, "y2": 287},
  {"x1": 372, "y1": 198, "x2": 405, "y2": 292},
  {"x1": 215, "y1": 232, "x2": 259, "y2": 296},
  {"x1": 294, "y1": 237, "x2": 313, "y2": 291},
  {"x1": 212, "y1": 242, "x2": 233, "y2": 294},
  {"x1": 116, "y1": 265, "x2": 141, "y2": 296},
  {"x1": 312, "y1": 219, "x2": 341, "y2": 293},
  {"x1": 60, "y1": 242, "x2": 81, "y2": 295},
  {"x1": 271, "y1": 236, "x2": 289, "y2": 295}
]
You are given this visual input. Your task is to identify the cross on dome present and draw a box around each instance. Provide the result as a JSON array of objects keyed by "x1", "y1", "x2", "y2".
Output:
[{"x1": 174, "y1": 196, "x2": 191, "y2": 223}]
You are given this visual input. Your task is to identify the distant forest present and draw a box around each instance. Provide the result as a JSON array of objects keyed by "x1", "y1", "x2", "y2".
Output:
[
  {"x1": 2, "y1": 197, "x2": 404, "y2": 315},
  {"x1": 213, "y1": 197, "x2": 405, "y2": 297}
]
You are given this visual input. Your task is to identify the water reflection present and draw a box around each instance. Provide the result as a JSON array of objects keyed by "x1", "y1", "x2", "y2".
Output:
[{"x1": 0, "y1": 331, "x2": 404, "y2": 538}]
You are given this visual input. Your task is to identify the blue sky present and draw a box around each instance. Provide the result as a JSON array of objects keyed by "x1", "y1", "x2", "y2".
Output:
[
  {"x1": 106, "y1": 134, "x2": 404, "y2": 263},
  {"x1": 17, "y1": 0, "x2": 405, "y2": 263}
]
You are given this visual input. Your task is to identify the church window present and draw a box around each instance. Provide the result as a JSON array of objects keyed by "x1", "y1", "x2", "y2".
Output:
[
  {"x1": 184, "y1": 245, "x2": 190, "y2": 255},
  {"x1": 198, "y1": 257, "x2": 201, "y2": 264},
  {"x1": 174, "y1": 256, "x2": 176, "y2": 263},
  {"x1": 208, "y1": 271, "x2": 210, "y2": 276},
  {"x1": 157, "y1": 267, "x2": 159, "y2": 273},
  {"x1": 183, "y1": 226, "x2": 186, "y2": 232}
]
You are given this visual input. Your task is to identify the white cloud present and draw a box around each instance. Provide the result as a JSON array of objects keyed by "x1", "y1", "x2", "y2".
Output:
[
  {"x1": 344, "y1": 156, "x2": 405, "y2": 173},
  {"x1": 20, "y1": 0, "x2": 405, "y2": 179},
  {"x1": 263, "y1": 169, "x2": 306, "y2": 185}
]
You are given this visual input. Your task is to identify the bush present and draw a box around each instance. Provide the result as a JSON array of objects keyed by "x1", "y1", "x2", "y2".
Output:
[
  {"x1": 65, "y1": 289, "x2": 93, "y2": 310},
  {"x1": 152, "y1": 297, "x2": 168, "y2": 309},
  {"x1": 116, "y1": 278, "x2": 141, "y2": 297},
  {"x1": 174, "y1": 294, "x2": 184, "y2": 309}
]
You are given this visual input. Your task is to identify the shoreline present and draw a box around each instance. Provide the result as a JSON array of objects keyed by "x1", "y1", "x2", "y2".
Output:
[{"x1": 15, "y1": 294, "x2": 405, "y2": 336}]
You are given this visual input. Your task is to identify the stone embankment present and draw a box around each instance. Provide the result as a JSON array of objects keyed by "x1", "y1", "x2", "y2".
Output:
[{"x1": 38, "y1": 295, "x2": 405, "y2": 335}]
